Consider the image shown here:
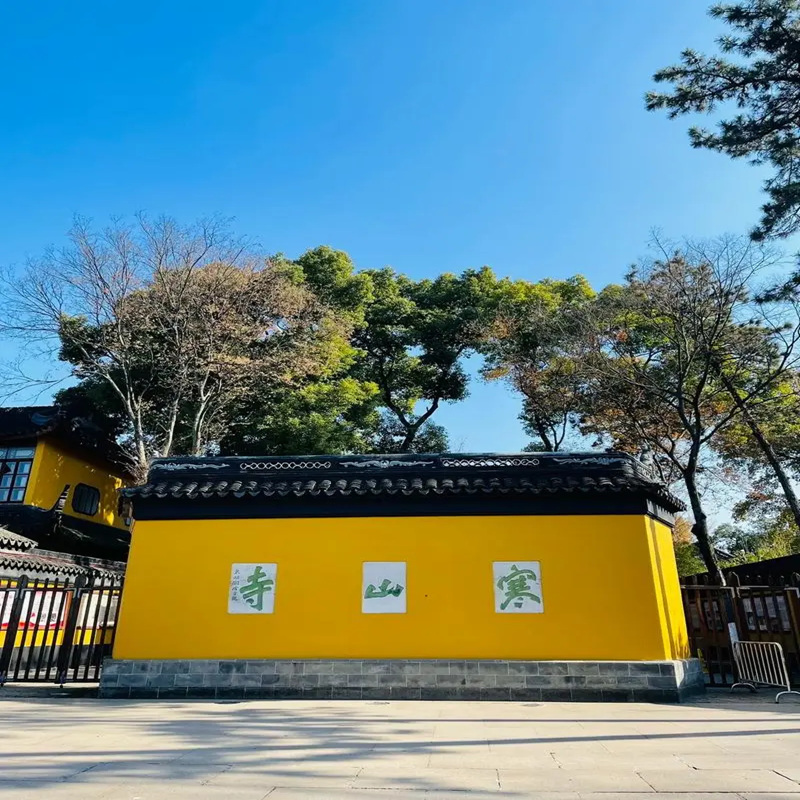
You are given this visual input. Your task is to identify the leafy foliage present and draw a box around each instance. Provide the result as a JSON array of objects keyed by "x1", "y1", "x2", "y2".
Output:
[
  {"x1": 576, "y1": 236, "x2": 783, "y2": 581},
  {"x1": 672, "y1": 516, "x2": 707, "y2": 576},
  {"x1": 353, "y1": 266, "x2": 504, "y2": 452},
  {"x1": 292, "y1": 248, "x2": 507, "y2": 452},
  {"x1": 647, "y1": 1, "x2": 800, "y2": 240},
  {"x1": 481, "y1": 276, "x2": 595, "y2": 451},
  {"x1": 1, "y1": 230, "x2": 508, "y2": 465},
  {"x1": 7, "y1": 212, "x2": 800, "y2": 589},
  {"x1": 0, "y1": 217, "x2": 354, "y2": 475}
]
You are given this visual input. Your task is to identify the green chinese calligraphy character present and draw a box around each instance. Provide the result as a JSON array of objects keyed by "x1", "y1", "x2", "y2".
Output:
[
  {"x1": 497, "y1": 564, "x2": 540, "y2": 610},
  {"x1": 364, "y1": 578, "x2": 405, "y2": 599},
  {"x1": 239, "y1": 566, "x2": 274, "y2": 611}
]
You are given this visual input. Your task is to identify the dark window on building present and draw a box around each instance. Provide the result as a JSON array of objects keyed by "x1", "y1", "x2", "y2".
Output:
[
  {"x1": 72, "y1": 483, "x2": 100, "y2": 516},
  {"x1": 0, "y1": 446, "x2": 35, "y2": 503}
]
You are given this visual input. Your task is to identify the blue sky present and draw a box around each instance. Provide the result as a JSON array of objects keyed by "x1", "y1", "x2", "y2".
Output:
[{"x1": 0, "y1": 0, "x2": 788, "y2": 454}]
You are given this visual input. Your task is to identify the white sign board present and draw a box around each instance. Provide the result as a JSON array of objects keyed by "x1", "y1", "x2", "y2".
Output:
[
  {"x1": 362, "y1": 562, "x2": 406, "y2": 614},
  {"x1": 1, "y1": 589, "x2": 68, "y2": 631},
  {"x1": 493, "y1": 561, "x2": 543, "y2": 614},
  {"x1": 229, "y1": 563, "x2": 277, "y2": 614}
]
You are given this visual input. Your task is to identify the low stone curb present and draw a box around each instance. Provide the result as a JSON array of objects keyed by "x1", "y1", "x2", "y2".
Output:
[{"x1": 99, "y1": 658, "x2": 705, "y2": 703}]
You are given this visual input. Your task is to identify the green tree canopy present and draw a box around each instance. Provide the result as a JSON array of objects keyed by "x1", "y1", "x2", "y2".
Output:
[
  {"x1": 291, "y1": 248, "x2": 509, "y2": 452},
  {"x1": 481, "y1": 276, "x2": 595, "y2": 451},
  {"x1": 355, "y1": 266, "x2": 502, "y2": 452}
]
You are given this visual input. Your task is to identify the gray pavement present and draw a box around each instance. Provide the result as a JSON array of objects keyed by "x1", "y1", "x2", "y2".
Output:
[{"x1": 0, "y1": 692, "x2": 799, "y2": 798}]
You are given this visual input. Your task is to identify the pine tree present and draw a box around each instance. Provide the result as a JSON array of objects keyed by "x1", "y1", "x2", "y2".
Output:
[{"x1": 647, "y1": 1, "x2": 800, "y2": 240}]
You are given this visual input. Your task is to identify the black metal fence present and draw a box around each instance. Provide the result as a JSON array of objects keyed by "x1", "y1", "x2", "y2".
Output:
[
  {"x1": 681, "y1": 580, "x2": 800, "y2": 686},
  {"x1": 0, "y1": 573, "x2": 124, "y2": 684}
]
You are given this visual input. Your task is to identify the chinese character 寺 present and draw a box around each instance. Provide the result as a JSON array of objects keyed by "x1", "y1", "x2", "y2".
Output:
[
  {"x1": 239, "y1": 566, "x2": 274, "y2": 611},
  {"x1": 364, "y1": 578, "x2": 404, "y2": 599},
  {"x1": 497, "y1": 564, "x2": 540, "y2": 610}
]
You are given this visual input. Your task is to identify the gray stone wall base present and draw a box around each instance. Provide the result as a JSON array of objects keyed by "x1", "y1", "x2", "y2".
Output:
[{"x1": 99, "y1": 658, "x2": 705, "y2": 703}]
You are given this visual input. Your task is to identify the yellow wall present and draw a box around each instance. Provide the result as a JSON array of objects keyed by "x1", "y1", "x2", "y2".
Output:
[
  {"x1": 114, "y1": 514, "x2": 689, "y2": 661},
  {"x1": 647, "y1": 517, "x2": 688, "y2": 659},
  {"x1": 25, "y1": 437, "x2": 129, "y2": 530},
  {"x1": 0, "y1": 625, "x2": 114, "y2": 649}
]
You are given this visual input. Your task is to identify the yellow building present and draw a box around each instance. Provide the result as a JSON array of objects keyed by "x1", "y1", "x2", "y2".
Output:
[
  {"x1": 0, "y1": 406, "x2": 131, "y2": 564},
  {"x1": 102, "y1": 453, "x2": 704, "y2": 702}
]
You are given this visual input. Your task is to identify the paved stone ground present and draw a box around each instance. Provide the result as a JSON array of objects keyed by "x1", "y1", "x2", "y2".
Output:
[{"x1": 0, "y1": 691, "x2": 799, "y2": 798}]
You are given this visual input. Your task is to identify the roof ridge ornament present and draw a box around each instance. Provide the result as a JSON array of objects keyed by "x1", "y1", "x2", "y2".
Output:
[
  {"x1": 440, "y1": 457, "x2": 540, "y2": 468},
  {"x1": 158, "y1": 463, "x2": 230, "y2": 471},
  {"x1": 240, "y1": 461, "x2": 332, "y2": 471},
  {"x1": 341, "y1": 459, "x2": 434, "y2": 469},
  {"x1": 551, "y1": 457, "x2": 626, "y2": 466}
]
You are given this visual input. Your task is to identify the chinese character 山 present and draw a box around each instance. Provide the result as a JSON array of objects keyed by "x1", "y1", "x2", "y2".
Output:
[{"x1": 364, "y1": 578, "x2": 404, "y2": 599}]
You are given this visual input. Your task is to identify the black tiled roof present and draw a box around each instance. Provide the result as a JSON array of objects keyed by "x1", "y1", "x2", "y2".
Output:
[
  {"x1": 0, "y1": 406, "x2": 62, "y2": 440},
  {"x1": 124, "y1": 452, "x2": 685, "y2": 512},
  {"x1": 0, "y1": 526, "x2": 37, "y2": 551},
  {"x1": 0, "y1": 405, "x2": 129, "y2": 470},
  {"x1": 0, "y1": 547, "x2": 125, "y2": 577}
]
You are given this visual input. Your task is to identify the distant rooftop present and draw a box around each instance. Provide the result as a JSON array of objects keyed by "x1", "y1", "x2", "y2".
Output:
[
  {"x1": 0, "y1": 405, "x2": 126, "y2": 467},
  {"x1": 0, "y1": 405, "x2": 64, "y2": 441}
]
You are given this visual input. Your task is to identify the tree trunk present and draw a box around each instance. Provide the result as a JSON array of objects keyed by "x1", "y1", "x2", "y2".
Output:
[
  {"x1": 533, "y1": 415, "x2": 554, "y2": 452},
  {"x1": 720, "y1": 375, "x2": 800, "y2": 533},
  {"x1": 161, "y1": 395, "x2": 182, "y2": 458},
  {"x1": 191, "y1": 403, "x2": 208, "y2": 456},
  {"x1": 398, "y1": 398, "x2": 440, "y2": 452},
  {"x1": 743, "y1": 415, "x2": 800, "y2": 529},
  {"x1": 131, "y1": 404, "x2": 148, "y2": 474},
  {"x1": 683, "y1": 466, "x2": 725, "y2": 585},
  {"x1": 399, "y1": 425, "x2": 418, "y2": 453}
]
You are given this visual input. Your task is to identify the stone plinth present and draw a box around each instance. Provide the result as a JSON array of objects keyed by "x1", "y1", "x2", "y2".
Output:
[{"x1": 99, "y1": 658, "x2": 705, "y2": 702}]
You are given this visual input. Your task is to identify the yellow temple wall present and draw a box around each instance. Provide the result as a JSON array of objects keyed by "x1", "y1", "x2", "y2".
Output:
[{"x1": 113, "y1": 513, "x2": 689, "y2": 661}]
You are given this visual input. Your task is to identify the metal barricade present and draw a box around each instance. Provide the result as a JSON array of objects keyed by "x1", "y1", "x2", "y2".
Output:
[{"x1": 732, "y1": 640, "x2": 800, "y2": 703}]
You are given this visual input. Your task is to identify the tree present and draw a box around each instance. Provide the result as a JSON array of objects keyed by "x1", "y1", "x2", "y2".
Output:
[
  {"x1": 711, "y1": 522, "x2": 759, "y2": 556},
  {"x1": 0, "y1": 215, "x2": 351, "y2": 475},
  {"x1": 161, "y1": 244, "x2": 499, "y2": 457},
  {"x1": 353, "y1": 267, "x2": 501, "y2": 452},
  {"x1": 672, "y1": 510, "x2": 799, "y2": 576},
  {"x1": 695, "y1": 257, "x2": 800, "y2": 532},
  {"x1": 293, "y1": 245, "x2": 373, "y2": 327},
  {"x1": 672, "y1": 516, "x2": 707, "y2": 576},
  {"x1": 213, "y1": 247, "x2": 383, "y2": 456},
  {"x1": 368, "y1": 415, "x2": 450, "y2": 454},
  {"x1": 580, "y1": 236, "x2": 782, "y2": 583},
  {"x1": 730, "y1": 489, "x2": 800, "y2": 561},
  {"x1": 711, "y1": 368, "x2": 800, "y2": 531},
  {"x1": 152, "y1": 259, "x2": 351, "y2": 458},
  {"x1": 647, "y1": 1, "x2": 800, "y2": 240},
  {"x1": 481, "y1": 276, "x2": 595, "y2": 451},
  {"x1": 294, "y1": 247, "x2": 504, "y2": 453}
]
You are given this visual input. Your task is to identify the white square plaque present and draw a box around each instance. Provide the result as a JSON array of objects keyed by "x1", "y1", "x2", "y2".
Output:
[
  {"x1": 493, "y1": 561, "x2": 543, "y2": 613},
  {"x1": 229, "y1": 563, "x2": 277, "y2": 614},
  {"x1": 362, "y1": 562, "x2": 406, "y2": 614}
]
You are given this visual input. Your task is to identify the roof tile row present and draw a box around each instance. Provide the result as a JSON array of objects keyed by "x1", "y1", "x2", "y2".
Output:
[{"x1": 130, "y1": 474, "x2": 656, "y2": 500}]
